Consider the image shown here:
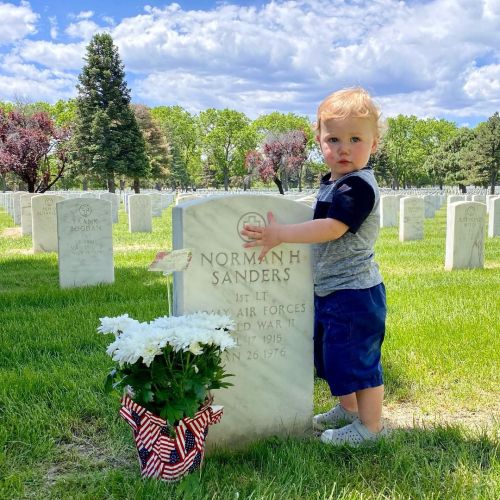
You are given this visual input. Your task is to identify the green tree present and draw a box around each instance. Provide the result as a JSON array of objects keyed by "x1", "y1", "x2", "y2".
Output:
[
  {"x1": 73, "y1": 33, "x2": 149, "y2": 193},
  {"x1": 469, "y1": 113, "x2": 500, "y2": 193},
  {"x1": 383, "y1": 115, "x2": 421, "y2": 188},
  {"x1": 132, "y1": 104, "x2": 171, "y2": 188},
  {"x1": 198, "y1": 108, "x2": 256, "y2": 190},
  {"x1": 424, "y1": 128, "x2": 475, "y2": 191},
  {"x1": 151, "y1": 105, "x2": 200, "y2": 189},
  {"x1": 51, "y1": 99, "x2": 77, "y2": 128}
]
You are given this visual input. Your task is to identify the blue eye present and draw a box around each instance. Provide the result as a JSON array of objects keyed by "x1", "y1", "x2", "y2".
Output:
[
  {"x1": 351, "y1": 137, "x2": 361, "y2": 143},
  {"x1": 328, "y1": 137, "x2": 338, "y2": 143}
]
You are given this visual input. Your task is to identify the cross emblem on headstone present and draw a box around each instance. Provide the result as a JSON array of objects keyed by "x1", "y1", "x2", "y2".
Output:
[
  {"x1": 79, "y1": 204, "x2": 92, "y2": 217},
  {"x1": 242, "y1": 214, "x2": 263, "y2": 227}
]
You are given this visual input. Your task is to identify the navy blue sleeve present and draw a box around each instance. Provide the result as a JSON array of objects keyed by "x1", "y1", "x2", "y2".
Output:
[{"x1": 326, "y1": 176, "x2": 375, "y2": 233}]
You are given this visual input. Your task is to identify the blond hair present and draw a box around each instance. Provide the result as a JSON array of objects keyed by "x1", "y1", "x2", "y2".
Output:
[{"x1": 315, "y1": 87, "x2": 382, "y2": 139}]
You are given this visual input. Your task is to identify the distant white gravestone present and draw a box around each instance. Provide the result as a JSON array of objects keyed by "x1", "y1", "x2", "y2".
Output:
[
  {"x1": 488, "y1": 197, "x2": 500, "y2": 237},
  {"x1": 32, "y1": 194, "x2": 65, "y2": 253},
  {"x1": 445, "y1": 201, "x2": 486, "y2": 270},
  {"x1": 128, "y1": 194, "x2": 152, "y2": 233},
  {"x1": 56, "y1": 198, "x2": 114, "y2": 288},
  {"x1": 12, "y1": 192, "x2": 22, "y2": 225},
  {"x1": 20, "y1": 193, "x2": 35, "y2": 236},
  {"x1": 399, "y1": 197, "x2": 424, "y2": 241},
  {"x1": 149, "y1": 192, "x2": 163, "y2": 217},
  {"x1": 380, "y1": 195, "x2": 398, "y2": 227},
  {"x1": 173, "y1": 195, "x2": 314, "y2": 448},
  {"x1": 99, "y1": 192, "x2": 120, "y2": 223}
]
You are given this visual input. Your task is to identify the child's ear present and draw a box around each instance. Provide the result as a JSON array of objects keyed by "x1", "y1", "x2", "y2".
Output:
[
  {"x1": 315, "y1": 135, "x2": 320, "y2": 143},
  {"x1": 371, "y1": 138, "x2": 379, "y2": 153}
]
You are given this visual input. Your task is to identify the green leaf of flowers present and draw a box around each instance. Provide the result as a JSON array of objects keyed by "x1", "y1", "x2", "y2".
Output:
[{"x1": 104, "y1": 368, "x2": 117, "y2": 393}]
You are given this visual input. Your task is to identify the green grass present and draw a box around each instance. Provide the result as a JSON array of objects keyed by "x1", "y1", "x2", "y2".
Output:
[{"x1": 0, "y1": 203, "x2": 498, "y2": 499}]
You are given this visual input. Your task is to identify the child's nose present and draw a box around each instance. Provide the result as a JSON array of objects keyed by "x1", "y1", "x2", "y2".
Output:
[{"x1": 338, "y1": 142, "x2": 349, "y2": 153}]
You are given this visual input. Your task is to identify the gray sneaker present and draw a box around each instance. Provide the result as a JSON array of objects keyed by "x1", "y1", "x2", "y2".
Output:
[
  {"x1": 320, "y1": 419, "x2": 390, "y2": 446},
  {"x1": 312, "y1": 403, "x2": 358, "y2": 431}
]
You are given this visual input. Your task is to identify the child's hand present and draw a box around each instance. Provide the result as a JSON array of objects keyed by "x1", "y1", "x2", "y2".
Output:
[{"x1": 241, "y1": 212, "x2": 282, "y2": 262}]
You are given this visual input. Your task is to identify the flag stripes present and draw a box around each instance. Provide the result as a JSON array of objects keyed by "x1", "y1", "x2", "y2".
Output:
[{"x1": 120, "y1": 395, "x2": 223, "y2": 482}]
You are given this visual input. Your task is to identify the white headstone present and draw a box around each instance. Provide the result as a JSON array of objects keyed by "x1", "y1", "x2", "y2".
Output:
[
  {"x1": 380, "y1": 195, "x2": 398, "y2": 227},
  {"x1": 56, "y1": 198, "x2": 114, "y2": 288},
  {"x1": 488, "y1": 197, "x2": 500, "y2": 238},
  {"x1": 472, "y1": 195, "x2": 486, "y2": 205},
  {"x1": 149, "y1": 193, "x2": 163, "y2": 217},
  {"x1": 445, "y1": 202, "x2": 485, "y2": 270},
  {"x1": 423, "y1": 195, "x2": 436, "y2": 218},
  {"x1": 173, "y1": 195, "x2": 314, "y2": 448},
  {"x1": 99, "y1": 192, "x2": 120, "y2": 223},
  {"x1": 448, "y1": 195, "x2": 465, "y2": 205},
  {"x1": 20, "y1": 193, "x2": 35, "y2": 236},
  {"x1": 12, "y1": 192, "x2": 22, "y2": 225},
  {"x1": 399, "y1": 197, "x2": 424, "y2": 241},
  {"x1": 128, "y1": 194, "x2": 152, "y2": 232},
  {"x1": 32, "y1": 194, "x2": 65, "y2": 253}
]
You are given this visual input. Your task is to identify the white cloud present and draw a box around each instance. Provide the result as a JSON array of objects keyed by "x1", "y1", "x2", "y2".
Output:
[
  {"x1": 65, "y1": 19, "x2": 101, "y2": 40},
  {"x1": 0, "y1": 1, "x2": 38, "y2": 45},
  {"x1": 16, "y1": 40, "x2": 86, "y2": 71},
  {"x1": 76, "y1": 10, "x2": 94, "y2": 20},
  {"x1": 464, "y1": 64, "x2": 500, "y2": 100},
  {"x1": 49, "y1": 16, "x2": 58, "y2": 40},
  {"x1": 0, "y1": 0, "x2": 498, "y2": 124},
  {"x1": 0, "y1": 54, "x2": 76, "y2": 102},
  {"x1": 112, "y1": 0, "x2": 500, "y2": 122},
  {"x1": 134, "y1": 70, "x2": 300, "y2": 117}
]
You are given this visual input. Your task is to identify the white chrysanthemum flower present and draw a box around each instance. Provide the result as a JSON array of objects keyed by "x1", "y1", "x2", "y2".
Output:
[
  {"x1": 101, "y1": 311, "x2": 236, "y2": 367},
  {"x1": 188, "y1": 342, "x2": 203, "y2": 355},
  {"x1": 98, "y1": 314, "x2": 141, "y2": 336}
]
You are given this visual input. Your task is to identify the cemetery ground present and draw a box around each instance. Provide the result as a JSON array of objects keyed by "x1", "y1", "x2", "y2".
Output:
[{"x1": 0, "y1": 203, "x2": 498, "y2": 499}]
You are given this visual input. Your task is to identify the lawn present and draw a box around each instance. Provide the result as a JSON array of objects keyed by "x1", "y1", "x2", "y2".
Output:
[{"x1": 0, "y1": 201, "x2": 498, "y2": 499}]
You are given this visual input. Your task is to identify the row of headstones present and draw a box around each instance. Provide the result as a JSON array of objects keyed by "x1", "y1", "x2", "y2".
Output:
[
  {"x1": 379, "y1": 194, "x2": 500, "y2": 240},
  {"x1": 0, "y1": 192, "x2": 175, "y2": 242},
  {"x1": 381, "y1": 195, "x2": 499, "y2": 270},
  {"x1": 0, "y1": 194, "x2": 174, "y2": 289}
]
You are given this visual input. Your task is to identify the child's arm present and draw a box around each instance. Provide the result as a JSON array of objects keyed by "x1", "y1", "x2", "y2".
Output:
[{"x1": 241, "y1": 212, "x2": 348, "y2": 262}]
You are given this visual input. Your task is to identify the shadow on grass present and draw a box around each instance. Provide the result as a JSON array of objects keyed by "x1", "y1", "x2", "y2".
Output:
[
  {"x1": 195, "y1": 425, "x2": 498, "y2": 498},
  {"x1": 7, "y1": 423, "x2": 496, "y2": 499}
]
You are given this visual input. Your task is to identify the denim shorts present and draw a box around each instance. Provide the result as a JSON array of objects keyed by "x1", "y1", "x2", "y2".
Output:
[{"x1": 314, "y1": 283, "x2": 386, "y2": 396}]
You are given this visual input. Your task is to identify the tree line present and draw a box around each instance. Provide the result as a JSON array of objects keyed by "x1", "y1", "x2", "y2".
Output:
[{"x1": 1, "y1": 33, "x2": 498, "y2": 194}]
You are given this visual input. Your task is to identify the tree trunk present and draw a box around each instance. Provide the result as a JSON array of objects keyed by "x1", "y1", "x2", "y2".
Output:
[
  {"x1": 224, "y1": 168, "x2": 229, "y2": 191},
  {"x1": 82, "y1": 178, "x2": 88, "y2": 191},
  {"x1": 119, "y1": 179, "x2": 125, "y2": 192},
  {"x1": 458, "y1": 183, "x2": 466, "y2": 193},
  {"x1": 133, "y1": 178, "x2": 140, "y2": 193},
  {"x1": 107, "y1": 176, "x2": 116, "y2": 193},
  {"x1": 273, "y1": 176, "x2": 284, "y2": 195},
  {"x1": 282, "y1": 170, "x2": 289, "y2": 192},
  {"x1": 490, "y1": 170, "x2": 497, "y2": 194}
]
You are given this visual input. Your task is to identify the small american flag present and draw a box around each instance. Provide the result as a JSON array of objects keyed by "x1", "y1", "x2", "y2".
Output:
[{"x1": 120, "y1": 395, "x2": 223, "y2": 482}]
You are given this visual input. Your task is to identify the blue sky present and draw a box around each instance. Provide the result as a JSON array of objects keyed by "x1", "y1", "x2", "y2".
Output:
[{"x1": 0, "y1": 1, "x2": 499, "y2": 126}]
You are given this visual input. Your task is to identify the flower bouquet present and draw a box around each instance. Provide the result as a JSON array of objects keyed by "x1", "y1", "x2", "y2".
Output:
[{"x1": 98, "y1": 311, "x2": 236, "y2": 481}]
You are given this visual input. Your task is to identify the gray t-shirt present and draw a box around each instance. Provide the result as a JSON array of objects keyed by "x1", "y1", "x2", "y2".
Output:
[{"x1": 312, "y1": 167, "x2": 382, "y2": 296}]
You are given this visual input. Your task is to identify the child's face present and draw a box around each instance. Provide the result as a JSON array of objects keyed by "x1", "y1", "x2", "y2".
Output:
[{"x1": 317, "y1": 116, "x2": 378, "y2": 180}]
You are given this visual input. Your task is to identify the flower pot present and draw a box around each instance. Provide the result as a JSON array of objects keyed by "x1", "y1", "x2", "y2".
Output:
[{"x1": 119, "y1": 394, "x2": 223, "y2": 482}]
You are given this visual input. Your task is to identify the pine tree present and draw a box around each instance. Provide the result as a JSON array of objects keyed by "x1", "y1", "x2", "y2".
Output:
[
  {"x1": 73, "y1": 33, "x2": 149, "y2": 192},
  {"x1": 132, "y1": 104, "x2": 171, "y2": 188}
]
